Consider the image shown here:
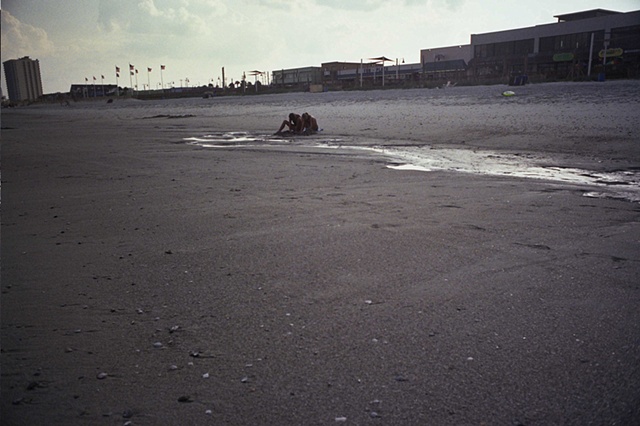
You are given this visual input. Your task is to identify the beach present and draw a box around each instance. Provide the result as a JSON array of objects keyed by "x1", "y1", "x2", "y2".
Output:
[{"x1": 2, "y1": 80, "x2": 640, "y2": 425}]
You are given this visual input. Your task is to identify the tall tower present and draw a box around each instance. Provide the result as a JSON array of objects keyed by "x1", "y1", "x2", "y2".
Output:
[{"x1": 3, "y1": 56, "x2": 44, "y2": 102}]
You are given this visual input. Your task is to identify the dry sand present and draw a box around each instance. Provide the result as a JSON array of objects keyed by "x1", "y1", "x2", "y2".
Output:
[{"x1": 2, "y1": 81, "x2": 640, "y2": 425}]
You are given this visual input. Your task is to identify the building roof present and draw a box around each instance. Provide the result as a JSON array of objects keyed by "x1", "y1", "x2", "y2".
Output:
[{"x1": 554, "y1": 9, "x2": 621, "y2": 22}]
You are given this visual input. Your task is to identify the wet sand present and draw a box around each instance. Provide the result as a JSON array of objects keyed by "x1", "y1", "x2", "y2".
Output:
[{"x1": 2, "y1": 81, "x2": 640, "y2": 425}]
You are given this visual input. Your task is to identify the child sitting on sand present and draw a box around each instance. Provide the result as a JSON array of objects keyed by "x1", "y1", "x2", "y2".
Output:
[
  {"x1": 275, "y1": 113, "x2": 304, "y2": 134},
  {"x1": 301, "y1": 112, "x2": 319, "y2": 135}
]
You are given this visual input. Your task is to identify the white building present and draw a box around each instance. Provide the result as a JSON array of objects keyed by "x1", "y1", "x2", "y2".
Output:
[{"x1": 3, "y1": 56, "x2": 43, "y2": 102}]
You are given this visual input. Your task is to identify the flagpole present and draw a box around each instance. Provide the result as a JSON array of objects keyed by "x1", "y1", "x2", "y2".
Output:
[
  {"x1": 135, "y1": 69, "x2": 139, "y2": 91},
  {"x1": 129, "y1": 64, "x2": 134, "y2": 95},
  {"x1": 147, "y1": 68, "x2": 151, "y2": 92},
  {"x1": 160, "y1": 65, "x2": 165, "y2": 90},
  {"x1": 115, "y1": 66, "x2": 120, "y2": 97}
]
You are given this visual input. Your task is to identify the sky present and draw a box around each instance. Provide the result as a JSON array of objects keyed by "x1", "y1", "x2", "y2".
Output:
[{"x1": 1, "y1": 0, "x2": 639, "y2": 95}]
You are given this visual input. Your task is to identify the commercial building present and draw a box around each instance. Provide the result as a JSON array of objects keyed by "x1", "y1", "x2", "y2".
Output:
[
  {"x1": 334, "y1": 61, "x2": 423, "y2": 87},
  {"x1": 69, "y1": 84, "x2": 119, "y2": 98},
  {"x1": 271, "y1": 66, "x2": 322, "y2": 87},
  {"x1": 421, "y1": 45, "x2": 472, "y2": 82},
  {"x1": 310, "y1": 8, "x2": 639, "y2": 88},
  {"x1": 321, "y1": 61, "x2": 361, "y2": 86},
  {"x1": 469, "y1": 9, "x2": 640, "y2": 80},
  {"x1": 3, "y1": 56, "x2": 43, "y2": 102}
]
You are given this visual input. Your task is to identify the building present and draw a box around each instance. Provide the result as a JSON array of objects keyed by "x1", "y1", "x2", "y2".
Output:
[
  {"x1": 421, "y1": 45, "x2": 471, "y2": 79},
  {"x1": 3, "y1": 56, "x2": 43, "y2": 102},
  {"x1": 271, "y1": 66, "x2": 322, "y2": 86},
  {"x1": 270, "y1": 8, "x2": 639, "y2": 90},
  {"x1": 469, "y1": 9, "x2": 640, "y2": 80},
  {"x1": 420, "y1": 45, "x2": 472, "y2": 81},
  {"x1": 321, "y1": 61, "x2": 362, "y2": 86},
  {"x1": 421, "y1": 45, "x2": 472, "y2": 65},
  {"x1": 334, "y1": 61, "x2": 424, "y2": 87},
  {"x1": 69, "y1": 84, "x2": 119, "y2": 98}
]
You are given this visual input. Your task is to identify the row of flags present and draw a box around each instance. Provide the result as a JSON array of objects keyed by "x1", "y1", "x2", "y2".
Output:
[
  {"x1": 84, "y1": 65, "x2": 166, "y2": 83},
  {"x1": 114, "y1": 64, "x2": 166, "y2": 78}
]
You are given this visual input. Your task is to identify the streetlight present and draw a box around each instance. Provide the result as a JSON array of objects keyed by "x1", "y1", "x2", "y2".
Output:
[{"x1": 395, "y1": 58, "x2": 405, "y2": 81}]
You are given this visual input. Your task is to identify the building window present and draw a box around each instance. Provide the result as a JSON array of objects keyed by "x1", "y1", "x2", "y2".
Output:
[
  {"x1": 611, "y1": 25, "x2": 640, "y2": 50},
  {"x1": 514, "y1": 39, "x2": 534, "y2": 55},
  {"x1": 474, "y1": 44, "x2": 494, "y2": 58},
  {"x1": 540, "y1": 31, "x2": 604, "y2": 53},
  {"x1": 539, "y1": 36, "x2": 556, "y2": 53},
  {"x1": 474, "y1": 39, "x2": 533, "y2": 58}
]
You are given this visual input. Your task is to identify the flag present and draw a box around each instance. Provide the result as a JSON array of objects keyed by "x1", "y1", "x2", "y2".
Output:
[
  {"x1": 85, "y1": 77, "x2": 88, "y2": 82},
  {"x1": 161, "y1": 65, "x2": 165, "y2": 70},
  {"x1": 116, "y1": 73, "x2": 120, "y2": 78},
  {"x1": 116, "y1": 66, "x2": 120, "y2": 73},
  {"x1": 129, "y1": 64, "x2": 134, "y2": 71},
  {"x1": 101, "y1": 75, "x2": 105, "y2": 80},
  {"x1": 148, "y1": 67, "x2": 152, "y2": 72},
  {"x1": 93, "y1": 76, "x2": 96, "y2": 81},
  {"x1": 135, "y1": 69, "x2": 138, "y2": 74},
  {"x1": 131, "y1": 71, "x2": 134, "y2": 76}
]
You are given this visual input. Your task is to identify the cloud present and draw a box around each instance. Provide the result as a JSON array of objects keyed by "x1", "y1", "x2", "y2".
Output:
[
  {"x1": 93, "y1": 0, "x2": 287, "y2": 67},
  {"x1": 313, "y1": 0, "x2": 386, "y2": 11},
  {"x1": 0, "y1": 10, "x2": 55, "y2": 60},
  {"x1": 440, "y1": 0, "x2": 466, "y2": 10},
  {"x1": 97, "y1": 0, "x2": 231, "y2": 36},
  {"x1": 252, "y1": 0, "x2": 294, "y2": 10},
  {"x1": 312, "y1": 0, "x2": 465, "y2": 11}
]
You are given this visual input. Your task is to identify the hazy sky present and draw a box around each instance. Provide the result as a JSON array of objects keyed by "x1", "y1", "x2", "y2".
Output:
[{"x1": 2, "y1": 0, "x2": 639, "y2": 94}]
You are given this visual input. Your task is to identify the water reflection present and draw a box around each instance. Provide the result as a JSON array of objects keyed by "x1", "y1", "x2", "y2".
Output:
[{"x1": 185, "y1": 132, "x2": 640, "y2": 202}]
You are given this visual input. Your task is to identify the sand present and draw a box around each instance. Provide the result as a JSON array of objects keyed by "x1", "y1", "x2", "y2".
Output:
[{"x1": 2, "y1": 80, "x2": 640, "y2": 425}]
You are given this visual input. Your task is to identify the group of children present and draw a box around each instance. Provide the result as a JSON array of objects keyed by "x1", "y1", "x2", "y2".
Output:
[{"x1": 275, "y1": 112, "x2": 319, "y2": 135}]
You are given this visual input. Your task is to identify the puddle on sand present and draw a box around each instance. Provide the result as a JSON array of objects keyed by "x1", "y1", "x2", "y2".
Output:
[
  {"x1": 184, "y1": 131, "x2": 346, "y2": 148},
  {"x1": 185, "y1": 132, "x2": 640, "y2": 202},
  {"x1": 376, "y1": 146, "x2": 640, "y2": 202},
  {"x1": 183, "y1": 132, "x2": 267, "y2": 147}
]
